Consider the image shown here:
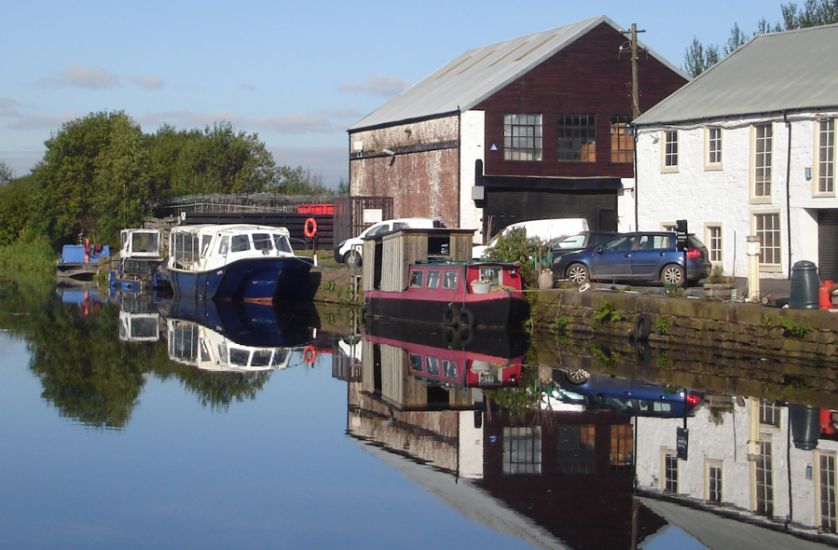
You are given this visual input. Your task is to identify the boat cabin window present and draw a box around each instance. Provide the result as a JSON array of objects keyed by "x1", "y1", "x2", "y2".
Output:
[
  {"x1": 409, "y1": 270, "x2": 423, "y2": 288},
  {"x1": 200, "y1": 235, "x2": 213, "y2": 257},
  {"x1": 231, "y1": 235, "x2": 250, "y2": 252},
  {"x1": 426, "y1": 271, "x2": 440, "y2": 288},
  {"x1": 172, "y1": 232, "x2": 200, "y2": 264},
  {"x1": 251, "y1": 349, "x2": 273, "y2": 367},
  {"x1": 478, "y1": 266, "x2": 501, "y2": 286},
  {"x1": 426, "y1": 357, "x2": 440, "y2": 375},
  {"x1": 229, "y1": 348, "x2": 249, "y2": 366},
  {"x1": 218, "y1": 236, "x2": 229, "y2": 255},
  {"x1": 409, "y1": 354, "x2": 422, "y2": 371},
  {"x1": 273, "y1": 235, "x2": 292, "y2": 253},
  {"x1": 443, "y1": 360, "x2": 457, "y2": 378},
  {"x1": 132, "y1": 232, "x2": 159, "y2": 254},
  {"x1": 253, "y1": 233, "x2": 273, "y2": 251},
  {"x1": 443, "y1": 271, "x2": 458, "y2": 289}
]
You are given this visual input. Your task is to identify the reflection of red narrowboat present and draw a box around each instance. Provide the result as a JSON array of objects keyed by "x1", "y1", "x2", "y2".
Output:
[
  {"x1": 364, "y1": 260, "x2": 529, "y2": 331},
  {"x1": 364, "y1": 331, "x2": 523, "y2": 389}
]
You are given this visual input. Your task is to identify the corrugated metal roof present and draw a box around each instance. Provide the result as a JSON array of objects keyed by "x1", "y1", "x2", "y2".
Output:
[
  {"x1": 350, "y1": 16, "x2": 683, "y2": 131},
  {"x1": 634, "y1": 23, "x2": 838, "y2": 126}
]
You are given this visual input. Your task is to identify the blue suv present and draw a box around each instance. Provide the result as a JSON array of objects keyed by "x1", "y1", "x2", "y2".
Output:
[{"x1": 554, "y1": 231, "x2": 711, "y2": 287}]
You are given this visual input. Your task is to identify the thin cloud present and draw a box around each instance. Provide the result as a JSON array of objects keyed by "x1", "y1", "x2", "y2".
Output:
[
  {"x1": 6, "y1": 112, "x2": 77, "y2": 131},
  {"x1": 239, "y1": 83, "x2": 257, "y2": 92},
  {"x1": 40, "y1": 65, "x2": 121, "y2": 89},
  {"x1": 338, "y1": 74, "x2": 410, "y2": 96},
  {"x1": 0, "y1": 98, "x2": 22, "y2": 118},
  {"x1": 143, "y1": 110, "x2": 336, "y2": 134},
  {"x1": 129, "y1": 74, "x2": 165, "y2": 90}
]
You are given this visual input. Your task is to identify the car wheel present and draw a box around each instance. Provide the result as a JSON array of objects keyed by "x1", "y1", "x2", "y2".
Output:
[
  {"x1": 345, "y1": 250, "x2": 362, "y2": 269},
  {"x1": 564, "y1": 368, "x2": 590, "y2": 385},
  {"x1": 565, "y1": 263, "x2": 590, "y2": 285},
  {"x1": 660, "y1": 264, "x2": 685, "y2": 287}
]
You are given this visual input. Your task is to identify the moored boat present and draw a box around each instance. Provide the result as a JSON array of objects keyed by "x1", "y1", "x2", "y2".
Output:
[
  {"x1": 166, "y1": 224, "x2": 313, "y2": 303},
  {"x1": 56, "y1": 239, "x2": 110, "y2": 281},
  {"x1": 364, "y1": 259, "x2": 530, "y2": 332}
]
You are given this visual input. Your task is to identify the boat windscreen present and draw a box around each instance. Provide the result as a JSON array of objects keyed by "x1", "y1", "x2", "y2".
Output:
[{"x1": 273, "y1": 234, "x2": 292, "y2": 253}]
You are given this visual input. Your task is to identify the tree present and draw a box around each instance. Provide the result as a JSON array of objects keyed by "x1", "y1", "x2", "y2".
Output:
[
  {"x1": 0, "y1": 160, "x2": 14, "y2": 186},
  {"x1": 682, "y1": 1, "x2": 838, "y2": 76}
]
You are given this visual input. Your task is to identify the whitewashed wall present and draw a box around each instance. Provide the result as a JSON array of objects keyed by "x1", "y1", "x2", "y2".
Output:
[
  {"x1": 460, "y1": 110, "x2": 485, "y2": 241},
  {"x1": 635, "y1": 112, "x2": 838, "y2": 279}
]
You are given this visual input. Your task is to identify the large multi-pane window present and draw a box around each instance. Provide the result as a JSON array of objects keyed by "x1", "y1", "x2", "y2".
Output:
[
  {"x1": 504, "y1": 114, "x2": 542, "y2": 161},
  {"x1": 557, "y1": 114, "x2": 596, "y2": 162},
  {"x1": 754, "y1": 213, "x2": 781, "y2": 266},
  {"x1": 706, "y1": 127, "x2": 722, "y2": 167},
  {"x1": 663, "y1": 130, "x2": 678, "y2": 169},
  {"x1": 755, "y1": 440, "x2": 774, "y2": 517},
  {"x1": 760, "y1": 400, "x2": 782, "y2": 426},
  {"x1": 818, "y1": 118, "x2": 835, "y2": 194},
  {"x1": 503, "y1": 427, "x2": 542, "y2": 474},
  {"x1": 664, "y1": 452, "x2": 678, "y2": 493},
  {"x1": 705, "y1": 225, "x2": 722, "y2": 264},
  {"x1": 610, "y1": 424, "x2": 633, "y2": 467},
  {"x1": 556, "y1": 425, "x2": 596, "y2": 474},
  {"x1": 819, "y1": 452, "x2": 837, "y2": 533},
  {"x1": 753, "y1": 124, "x2": 773, "y2": 198},
  {"x1": 610, "y1": 115, "x2": 633, "y2": 163}
]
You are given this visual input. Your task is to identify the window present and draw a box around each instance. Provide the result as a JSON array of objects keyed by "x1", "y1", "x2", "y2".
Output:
[
  {"x1": 818, "y1": 452, "x2": 837, "y2": 533},
  {"x1": 754, "y1": 213, "x2": 781, "y2": 267},
  {"x1": 409, "y1": 353, "x2": 422, "y2": 372},
  {"x1": 705, "y1": 225, "x2": 722, "y2": 264},
  {"x1": 817, "y1": 118, "x2": 835, "y2": 195},
  {"x1": 425, "y1": 356, "x2": 440, "y2": 375},
  {"x1": 754, "y1": 440, "x2": 774, "y2": 517},
  {"x1": 610, "y1": 424, "x2": 633, "y2": 467},
  {"x1": 663, "y1": 130, "x2": 678, "y2": 170},
  {"x1": 706, "y1": 460, "x2": 723, "y2": 504},
  {"x1": 426, "y1": 271, "x2": 440, "y2": 288},
  {"x1": 442, "y1": 360, "x2": 457, "y2": 379},
  {"x1": 753, "y1": 124, "x2": 773, "y2": 199},
  {"x1": 759, "y1": 400, "x2": 781, "y2": 426},
  {"x1": 637, "y1": 234, "x2": 672, "y2": 250},
  {"x1": 231, "y1": 235, "x2": 250, "y2": 252},
  {"x1": 504, "y1": 113, "x2": 542, "y2": 161},
  {"x1": 610, "y1": 115, "x2": 633, "y2": 163},
  {"x1": 252, "y1": 233, "x2": 273, "y2": 251},
  {"x1": 503, "y1": 427, "x2": 542, "y2": 474},
  {"x1": 272, "y1": 235, "x2": 292, "y2": 253},
  {"x1": 664, "y1": 451, "x2": 678, "y2": 493},
  {"x1": 603, "y1": 235, "x2": 638, "y2": 252},
  {"x1": 218, "y1": 236, "x2": 229, "y2": 255},
  {"x1": 556, "y1": 425, "x2": 596, "y2": 474},
  {"x1": 443, "y1": 271, "x2": 458, "y2": 289},
  {"x1": 706, "y1": 127, "x2": 722, "y2": 168},
  {"x1": 478, "y1": 266, "x2": 501, "y2": 286},
  {"x1": 557, "y1": 114, "x2": 596, "y2": 162},
  {"x1": 409, "y1": 270, "x2": 423, "y2": 288},
  {"x1": 200, "y1": 235, "x2": 212, "y2": 257}
]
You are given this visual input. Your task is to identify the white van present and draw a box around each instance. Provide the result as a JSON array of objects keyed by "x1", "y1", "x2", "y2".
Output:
[
  {"x1": 334, "y1": 217, "x2": 446, "y2": 267},
  {"x1": 473, "y1": 218, "x2": 589, "y2": 258}
]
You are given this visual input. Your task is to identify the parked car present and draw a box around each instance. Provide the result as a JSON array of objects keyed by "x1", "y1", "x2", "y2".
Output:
[
  {"x1": 334, "y1": 218, "x2": 446, "y2": 268},
  {"x1": 549, "y1": 231, "x2": 618, "y2": 266},
  {"x1": 550, "y1": 369, "x2": 704, "y2": 418},
  {"x1": 473, "y1": 217, "x2": 589, "y2": 258},
  {"x1": 554, "y1": 231, "x2": 711, "y2": 287}
]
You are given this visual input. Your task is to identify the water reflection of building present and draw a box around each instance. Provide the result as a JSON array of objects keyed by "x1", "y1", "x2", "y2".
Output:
[
  {"x1": 635, "y1": 396, "x2": 838, "y2": 545},
  {"x1": 343, "y1": 331, "x2": 668, "y2": 547}
]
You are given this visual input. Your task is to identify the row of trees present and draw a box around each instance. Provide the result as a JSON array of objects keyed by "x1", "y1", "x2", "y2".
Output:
[
  {"x1": 684, "y1": 0, "x2": 838, "y2": 76},
  {"x1": 0, "y1": 111, "x2": 336, "y2": 249}
]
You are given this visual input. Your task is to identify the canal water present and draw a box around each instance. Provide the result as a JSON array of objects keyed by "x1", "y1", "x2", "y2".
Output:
[{"x1": 0, "y1": 281, "x2": 834, "y2": 549}]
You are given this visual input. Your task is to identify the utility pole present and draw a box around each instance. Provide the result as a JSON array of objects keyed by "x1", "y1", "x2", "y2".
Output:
[{"x1": 624, "y1": 23, "x2": 645, "y2": 119}]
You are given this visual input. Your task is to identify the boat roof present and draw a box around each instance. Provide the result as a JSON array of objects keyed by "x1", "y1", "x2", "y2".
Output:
[
  {"x1": 171, "y1": 224, "x2": 290, "y2": 237},
  {"x1": 411, "y1": 259, "x2": 520, "y2": 268}
]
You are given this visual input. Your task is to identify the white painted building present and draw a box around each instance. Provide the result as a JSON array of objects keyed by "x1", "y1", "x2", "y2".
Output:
[
  {"x1": 632, "y1": 25, "x2": 838, "y2": 281},
  {"x1": 635, "y1": 398, "x2": 838, "y2": 542}
]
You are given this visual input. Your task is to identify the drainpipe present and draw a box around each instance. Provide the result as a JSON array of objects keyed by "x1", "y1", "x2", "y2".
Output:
[
  {"x1": 784, "y1": 112, "x2": 793, "y2": 278},
  {"x1": 633, "y1": 124, "x2": 639, "y2": 231}
]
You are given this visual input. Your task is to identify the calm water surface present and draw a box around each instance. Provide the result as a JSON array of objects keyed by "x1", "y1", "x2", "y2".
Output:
[{"x1": 0, "y1": 283, "x2": 834, "y2": 549}]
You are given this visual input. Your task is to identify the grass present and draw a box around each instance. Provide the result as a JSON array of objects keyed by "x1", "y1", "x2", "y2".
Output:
[{"x1": 0, "y1": 236, "x2": 56, "y2": 280}]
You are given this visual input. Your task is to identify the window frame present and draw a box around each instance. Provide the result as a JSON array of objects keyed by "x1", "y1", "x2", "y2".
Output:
[
  {"x1": 751, "y1": 123, "x2": 773, "y2": 202},
  {"x1": 661, "y1": 448, "x2": 678, "y2": 493},
  {"x1": 752, "y1": 438, "x2": 774, "y2": 517},
  {"x1": 610, "y1": 115, "x2": 634, "y2": 163},
  {"x1": 557, "y1": 113, "x2": 596, "y2": 162},
  {"x1": 816, "y1": 450, "x2": 837, "y2": 533},
  {"x1": 661, "y1": 129, "x2": 679, "y2": 172},
  {"x1": 815, "y1": 117, "x2": 836, "y2": 197},
  {"x1": 705, "y1": 126, "x2": 723, "y2": 170},
  {"x1": 503, "y1": 113, "x2": 543, "y2": 161},
  {"x1": 752, "y1": 212, "x2": 782, "y2": 271},
  {"x1": 704, "y1": 223, "x2": 723, "y2": 265},
  {"x1": 705, "y1": 459, "x2": 723, "y2": 504}
]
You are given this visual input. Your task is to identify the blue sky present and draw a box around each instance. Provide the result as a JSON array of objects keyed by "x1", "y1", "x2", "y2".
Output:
[{"x1": 1, "y1": 0, "x2": 786, "y2": 186}]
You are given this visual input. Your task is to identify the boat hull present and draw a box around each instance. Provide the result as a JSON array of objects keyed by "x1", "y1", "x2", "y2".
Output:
[{"x1": 168, "y1": 256, "x2": 313, "y2": 302}]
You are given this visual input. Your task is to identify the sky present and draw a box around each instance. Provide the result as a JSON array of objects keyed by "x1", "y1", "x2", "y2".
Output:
[{"x1": 1, "y1": 0, "x2": 788, "y2": 187}]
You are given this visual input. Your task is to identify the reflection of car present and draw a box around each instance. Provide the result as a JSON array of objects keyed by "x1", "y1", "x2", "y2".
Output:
[
  {"x1": 334, "y1": 218, "x2": 446, "y2": 268},
  {"x1": 549, "y1": 231, "x2": 618, "y2": 266},
  {"x1": 554, "y1": 231, "x2": 711, "y2": 287},
  {"x1": 551, "y1": 370, "x2": 703, "y2": 417}
]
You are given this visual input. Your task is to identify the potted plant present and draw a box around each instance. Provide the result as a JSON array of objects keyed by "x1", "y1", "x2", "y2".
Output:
[{"x1": 703, "y1": 265, "x2": 736, "y2": 300}]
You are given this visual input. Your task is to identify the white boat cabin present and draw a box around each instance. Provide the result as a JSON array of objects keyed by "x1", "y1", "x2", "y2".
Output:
[
  {"x1": 120, "y1": 229, "x2": 162, "y2": 259},
  {"x1": 168, "y1": 224, "x2": 296, "y2": 272}
]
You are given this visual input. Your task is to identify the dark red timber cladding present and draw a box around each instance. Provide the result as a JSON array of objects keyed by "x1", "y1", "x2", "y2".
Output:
[{"x1": 476, "y1": 22, "x2": 687, "y2": 179}]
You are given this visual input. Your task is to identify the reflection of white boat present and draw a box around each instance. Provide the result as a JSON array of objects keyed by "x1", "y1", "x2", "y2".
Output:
[
  {"x1": 118, "y1": 310, "x2": 161, "y2": 342},
  {"x1": 167, "y1": 318, "x2": 293, "y2": 372}
]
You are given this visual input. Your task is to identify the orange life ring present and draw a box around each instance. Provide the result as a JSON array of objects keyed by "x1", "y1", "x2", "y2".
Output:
[
  {"x1": 303, "y1": 345, "x2": 317, "y2": 365},
  {"x1": 303, "y1": 217, "x2": 318, "y2": 239}
]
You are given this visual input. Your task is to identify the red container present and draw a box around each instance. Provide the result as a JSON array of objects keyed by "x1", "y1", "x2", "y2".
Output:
[{"x1": 821, "y1": 279, "x2": 834, "y2": 309}]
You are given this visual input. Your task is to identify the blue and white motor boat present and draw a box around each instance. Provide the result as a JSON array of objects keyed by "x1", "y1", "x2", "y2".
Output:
[{"x1": 166, "y1": 224, "x2": 313, "y2": 303}]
